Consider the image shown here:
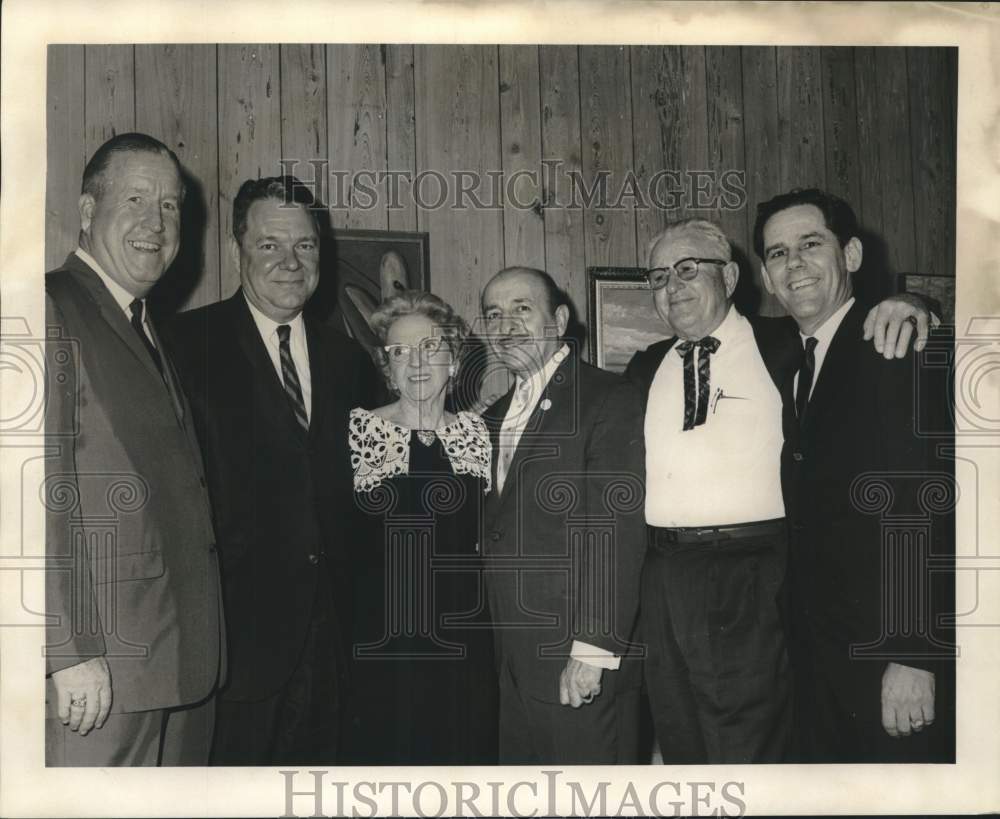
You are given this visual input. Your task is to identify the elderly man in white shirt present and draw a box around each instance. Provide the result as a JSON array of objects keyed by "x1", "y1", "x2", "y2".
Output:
[{"x1": 625, "y1": 218, "x2": 930, "y2": 764}]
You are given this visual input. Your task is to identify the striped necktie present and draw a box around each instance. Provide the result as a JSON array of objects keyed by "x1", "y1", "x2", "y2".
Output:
[
  {"x1": 676, "y1": 336, "x2": 721, "y2": 431},
  {"x1": 497, "y1": 379, "x2": 532, "y2": 493},
  {"x1": 277, "y1": 324, "x2": 309, "y2": 431}
]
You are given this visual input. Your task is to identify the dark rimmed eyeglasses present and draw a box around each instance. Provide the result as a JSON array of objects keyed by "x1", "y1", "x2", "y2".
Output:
[
  {"x1": 382, "y1": 336, "x2": 451, "y2": 362},
  {"x1": 645, "y1": 257, "x2": 727, "y2": 290}
]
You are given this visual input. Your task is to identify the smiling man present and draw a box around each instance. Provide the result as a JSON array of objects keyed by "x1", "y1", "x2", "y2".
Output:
[
  {"x1": 625, "y1": 217, "x2": 934, "y2": 764},
  {"x1": 164, "y1": 176, "x2": 377, "y2": 764},
  {"x1": 755, "y1": 188, "x2": 954, "y2": 762},
  {"x1": 480, "y1": 267, "x2": 647, "y2": 763},
  {"x1": 45, "y1": 133, "x2": 223, "y2": 765}
]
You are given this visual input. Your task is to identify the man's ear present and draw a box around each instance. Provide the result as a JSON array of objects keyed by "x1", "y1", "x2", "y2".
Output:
[
  {"x1": 760, "y1": 263, "x2": 775, "y2": 295},
  {"x1": 78, "y1": 193, "x2": 95, "y2": 233},
  {"x1": 229, "y1": 235, "x2": 242, "y2": 272},
  {"x1": 554, "y1": 304, "x2": 570, "y2": 337},
  {"x1": 844, "y1": 237, "x2": 863, "y2": 273},
  {"x1": 722, "y1": 261, "x2": 739, "y2": 298}
]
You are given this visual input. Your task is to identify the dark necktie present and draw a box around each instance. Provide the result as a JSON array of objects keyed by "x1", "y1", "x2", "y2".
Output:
[
  {"x1": 796, "y1": 336, "x2": 819, "y2": 427},
  {"x1": 676, "y1": 336, "x2": 721, "y2": 431},
  {"x1": 277, "y1": 324, "x2": 309, "y2": 431},
  {"x1": 128, "y1": 299, "x2": 163, "y2": 375}
]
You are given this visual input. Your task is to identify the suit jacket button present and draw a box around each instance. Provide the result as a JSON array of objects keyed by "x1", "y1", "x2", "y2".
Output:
[
  {"x1": 208, "y1": 543, "x2": 217, "y2": 553},
  {"x1": 490, "y1": 530, "x2": 502, "y2": 542},
  {"x1": 792, "y1": 451, "x2": 804, "y2": 462},
  {"x1": 307, "y1": 553, "x2": 319, "y2": 565}
]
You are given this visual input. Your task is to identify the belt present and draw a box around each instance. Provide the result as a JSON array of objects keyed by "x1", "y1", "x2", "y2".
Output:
[{"x1": 649, "y1": 518, "x2": 786, "y2": 546}]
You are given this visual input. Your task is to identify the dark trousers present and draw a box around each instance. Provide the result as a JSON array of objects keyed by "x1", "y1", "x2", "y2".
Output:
[
  {"x1": 46, "y1": 692, "x2": 215, "y2": 766},
  {"x1": 210, "y1": 585, "x2": 341, "y2": 766},
  {"x1": 792, "y1": 639, "x2": 955, "y2": 763},
  {"x1": 640, "y1": 523, "x2": 792, "y2": 764},
  {"x1": 498, "y1": 661, "x2": 640, "y2": 764}
]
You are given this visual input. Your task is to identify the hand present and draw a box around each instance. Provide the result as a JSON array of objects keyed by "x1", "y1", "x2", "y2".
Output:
[
  {"x1": 51, "y1": 656, "x2": 112, "y2": 735},
  {"x1": 862, "y1": 294, "x2": 930, "y2": 358},
  {"x1": 558, "y1": 658, "x2": 603, "y2": 708},
  {"x1": 881, "y1": 662, "x2": 935, "y2": 738}
]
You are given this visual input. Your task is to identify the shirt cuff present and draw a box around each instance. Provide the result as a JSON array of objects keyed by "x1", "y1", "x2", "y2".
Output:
[{"x1": 571, "y1": 640, "x2": 621, "y2": 670}]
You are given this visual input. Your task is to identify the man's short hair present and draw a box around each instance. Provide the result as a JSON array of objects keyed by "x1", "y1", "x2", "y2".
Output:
[
  {"x1": 752, "y1": 188, "x2": 859, "y2": 259},
  {"x1": 81, "y1": 132, "x2": 185, "y2": 201},
  {"x1": 645, "y1": 219, "x2": 732, "y2": 267},
  {"x1": 232, "y1": 176, "x2": 323, "y2": 245},
  {"x1": 484, "y1": 266, "x2": 570, "y2": 317}
]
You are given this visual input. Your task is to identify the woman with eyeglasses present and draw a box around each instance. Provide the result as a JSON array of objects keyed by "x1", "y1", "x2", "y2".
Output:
[{"x1": 341, "y1": 290, "x2": 497, "y2": 765}]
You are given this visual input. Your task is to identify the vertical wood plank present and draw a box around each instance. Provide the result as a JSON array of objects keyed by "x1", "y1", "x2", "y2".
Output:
[
  {"x1": 776, "y1": 46, "x2": 826, "y2": 192},
  {"x1": 217, "y1": 44, "x2": 282, "y2": 297},
  {"x1": 579, "y1": 45, "x2": 636, "y2": 270},
  {"x1": 414, "y1": 45, "x2": 504, "y2": 326},
  {"x1": 907, "y1": 47, "x2": 956, "y2": 278},
  {"x1": 853, "y1": 48, "x2": 885, "y2": 243},
  {"x1": 874, "y1": 47, "x2": 916, "y2": 276},
  {"x1": 84, "y1": 45, "x2": 135, "y2": 159},
  {"x1": 740, "y1": 46, "x2": 783, "y2": 314},
  {"x1": 705, "y1": 47, "x2": 748, "y2": 258},
  {"x1": 46, "y1": 46, "x2": 86, "y2": 271},
  {"x1": 820, "y1": 47, "x2": 861, "y2": 208},
  {"x1": 538, "y1": 45, "x2": 586, "y2": 310},
  {"x1": 327, "y1": 44, "x2": 388, "y2": 231},
  {"x1": 135, "y1": 44, "x2": 220, "y2": 312},
  {"x1": 499, "y1": 46, "x2": 545, "y2": 271},
  {"x1": 385, "y1": 45, "x2": 418, "y2": 232},
  {"x1": 631, "y1": 46, "x2": 709, "y2": 258},
  {"x1": 280, "y1": 45, "x2": 328, "y2": 203}
]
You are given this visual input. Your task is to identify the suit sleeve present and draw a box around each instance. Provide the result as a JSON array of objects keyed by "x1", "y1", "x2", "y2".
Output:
[
  {"x1": 875, "y1": 344, "x2": 953, "y2": 672},
  {"x1": 575, "y1": 378, "x2": 647, "y2": 655},
  {"x1": 44, "y1": 293, "x2": 106, "y2": 676}
]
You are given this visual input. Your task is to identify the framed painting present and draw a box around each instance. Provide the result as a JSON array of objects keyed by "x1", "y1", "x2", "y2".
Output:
[
  {"x1": 309, "y1": 228, "x2": 431, "y2": 355},
  {"x1": 897, "y1": 272, "x2": 956, "y2": 325},
  {"x1": 587, "y1": 267, "x2": 671, "y2": 373}
]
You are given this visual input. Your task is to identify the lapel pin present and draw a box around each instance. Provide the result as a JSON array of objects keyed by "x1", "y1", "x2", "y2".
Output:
[{"x1": 540, "y1": 398, "x2": 552, "y2": 411}]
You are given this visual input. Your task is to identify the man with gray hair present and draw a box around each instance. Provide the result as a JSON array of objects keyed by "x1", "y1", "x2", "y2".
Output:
[{"x1": 625, "y1": 217, "x2": 930, "y2": 764}]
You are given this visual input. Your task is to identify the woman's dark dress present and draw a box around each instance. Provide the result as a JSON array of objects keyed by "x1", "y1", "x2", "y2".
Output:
[{"x1": 343, "y1": 409, "x2": 497, "y2": 765}]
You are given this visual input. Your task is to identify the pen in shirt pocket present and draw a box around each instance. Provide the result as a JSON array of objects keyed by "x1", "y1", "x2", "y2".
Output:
[{"x1": 712, "y1": 387, "x2": 748, "y2": 414}]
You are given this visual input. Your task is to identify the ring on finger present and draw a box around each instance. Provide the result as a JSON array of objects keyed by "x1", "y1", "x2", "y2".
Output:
[
  {"x1": 906, "y1": 315, "x2": 919, "y2": 328},
  {"x1": 70, "y1": 696, "x2": 87, "y2": 707}
]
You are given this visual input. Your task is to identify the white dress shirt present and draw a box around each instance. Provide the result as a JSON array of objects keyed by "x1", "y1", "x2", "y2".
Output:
[
  {"x1": 644, "y1": 305, "x2": 785, "y2": 527},
  {"x1": 796, "y1": 297, "x2": 855, "y2": 402},
  {"x1": 75, "y1": 247, "x2": 156, "y2": 347},
  {"x1": 244, "y1": 295, "x2": 312, "y2": 423}
]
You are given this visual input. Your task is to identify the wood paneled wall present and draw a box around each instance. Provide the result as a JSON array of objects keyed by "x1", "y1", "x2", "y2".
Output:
[{"x1": 46, "y1": 44, "x2": 957, "y2": 324}]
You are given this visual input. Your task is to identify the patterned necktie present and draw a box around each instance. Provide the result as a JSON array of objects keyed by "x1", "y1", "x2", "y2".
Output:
[
  {"x1": 128, "y1": 299, "x2": 163, "y2": 375},
  {"x1": 676, "y1": 336, "x2": 721, "y2": 431},
  {"x1": 277, "y1": 324, "x2": 309, "y2": 431},
  {"x1": 497, "y1": 379, "x2": 532, "y2": 493},
  {"x1": 796, "y1": 336, "x2": 819, "y2": 427}
]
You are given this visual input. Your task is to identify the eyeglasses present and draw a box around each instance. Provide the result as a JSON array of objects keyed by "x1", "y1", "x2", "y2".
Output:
[
  {"x1": 382, "y1": 336, "x2": 451, "y2": 362},
  {"x1": 646, "y1": 258, "x2": 727, "y2": 290}
]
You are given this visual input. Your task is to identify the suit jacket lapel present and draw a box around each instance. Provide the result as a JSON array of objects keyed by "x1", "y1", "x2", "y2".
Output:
[
  {"x1": 145, "y1": 311, "x2": 185, "y2": 422},
  {"x1": 229, "y1": 291, "x2": 308, "y2": 439},
  {"x1": 801, "y1": 301, "x2": 866, "y2": 432},
  {"x1": 64, "y1": 253, "x2": 165, "y2": 383},
  {"x1": 304, "y1": 315, "x2": 333, "y2": 443}
]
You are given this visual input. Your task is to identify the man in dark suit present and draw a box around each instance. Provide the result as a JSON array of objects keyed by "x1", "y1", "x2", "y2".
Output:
[
  {"x1": 164, "y1": 176, "x2": 376, "y2": 765},
  {"x1": 626, "y1": 219, "x2": 933, "y2": 764},
  {"x1": 755, "y1": 188, "x2": 954, "y2": 762},
  {"x1": 45, "y1": 132, "x2": 224, "y2": 765},
  {"x1": 479, "y1": 267, "x2": 647, "y2": 763}
]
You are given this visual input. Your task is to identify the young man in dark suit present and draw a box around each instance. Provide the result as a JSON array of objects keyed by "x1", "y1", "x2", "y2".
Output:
[
  {"x1": 164, "y1": 176, "x2": 377, "y2": 765},
  {"x1": 45, "y1": 133, "x2": 224, "y2": 765},
  {"x1": 625, "y1": 218, "x2": 933, "y2": 764},
  {"x1": 480, "y1": 267, "x2": 647, "y2": 763},
  {"x1": 756, "y1": 188, "x2": 954, "y2": 762}
]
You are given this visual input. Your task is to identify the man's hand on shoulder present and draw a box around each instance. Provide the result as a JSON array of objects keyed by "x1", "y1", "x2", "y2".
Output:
[
  {"x1": 881, "y1": 661, "x2": 935, "y2": 738},
  {"x1": 862, "y1": 294, "x2": 932, "y2": 358},
  {"x1": 51, "y1": 656, "x2": 112, "y2": 735}
]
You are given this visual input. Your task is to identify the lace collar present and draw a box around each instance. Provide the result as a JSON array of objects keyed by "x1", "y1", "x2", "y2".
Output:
[{"x1": 349, "y1": 407, "x2": 492, "y2": 494}]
